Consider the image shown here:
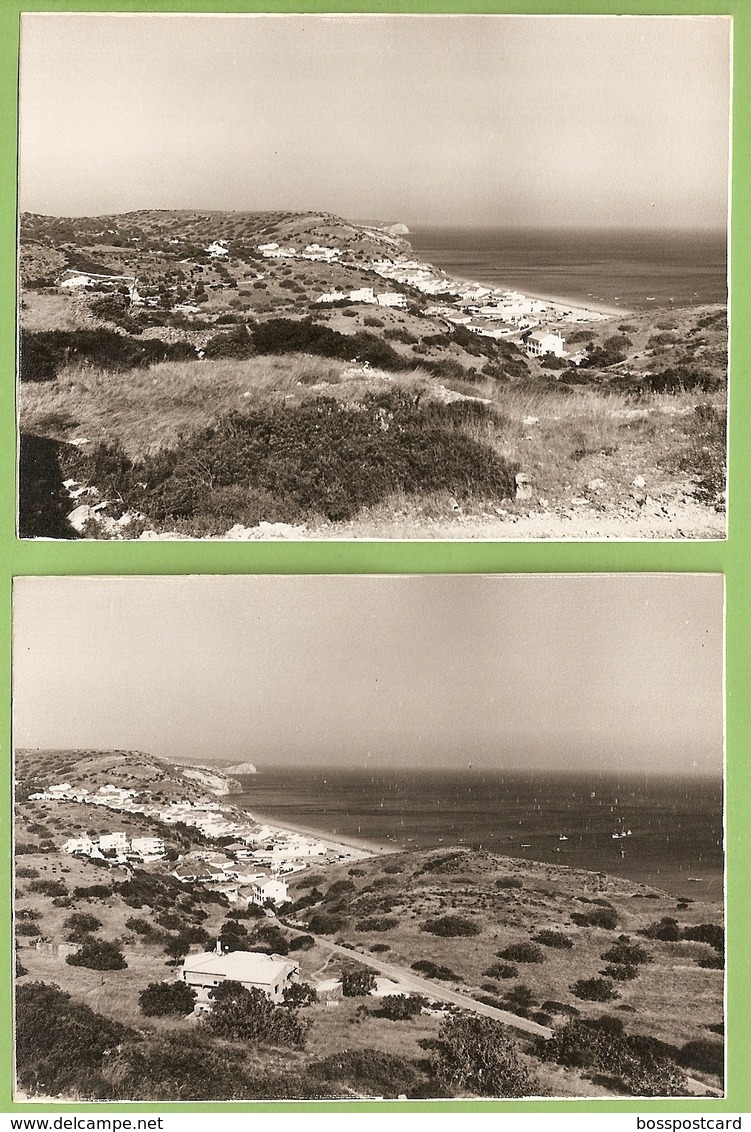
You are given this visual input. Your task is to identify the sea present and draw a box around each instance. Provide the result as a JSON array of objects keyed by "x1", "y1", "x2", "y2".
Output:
[
  {"x1": 232, "y1": 769, "x2": 723, "y2": 900},
  {"x1": 406, "y1": 226, "x2": 728, "y2": 313}
]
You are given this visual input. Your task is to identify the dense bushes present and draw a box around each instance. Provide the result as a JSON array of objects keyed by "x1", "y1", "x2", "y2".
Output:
[
  {"x1": 571, "y1": 977, "x2": 617, "y2": 1002},
  {"x1": 66, "y1": 391, "x2": 517, "y2": 529},
  {"x1": 16, "y1": 982, "x2": 135, "y2": 1098},
  {"x1": 19, "y1": 328, "x2": 195, "y2": 381},
  {"x1": 571, "y1": 906, "x2": 618, "y2": 930},
  {"x1": 139, "y1": 980, "x2": 197, "y2": 1017},
  {"x1": 203, "y1": 981, "x2": 308, "y2": 1048},
  {"x1": 434, "y1": 1014, "x2": 537, "y2": 1097},
  {"x1": 537, "y1": 1018, "x2": 687, "y2": 1096},
  {"x1": 341, "y1": 968, "x2": 377, "y2": 997},
  {"x1": 601, "y1": 940, "x2": 653, "y2": 966},
  {"x1": 411, "y1": 959, "x2": 457, "y2": 981},
  {"x1": 377, "y1": 994, "x2": 426, "y2": 1020},
  {"x1": 66, "y1": 939, "x2": 127, "y2": 970},
  {"x1": 532, "y1": 930, "x2": 573, "y2": 950},
  {"x1": 250, "y1": 317, "x2": 407, "y2": 371},
  {"x1": 308, "y1": 1049, "x2": 427, "y2": 1099},
  {"x1": 421, "y1": 915, "x2": 480, "y2": 937},
  {"x1": 498, "y1": 942, "x2": 544, "y2": 964},
  {"x1": 483, "y1": 962, "x2": 518, "y2": 980}
]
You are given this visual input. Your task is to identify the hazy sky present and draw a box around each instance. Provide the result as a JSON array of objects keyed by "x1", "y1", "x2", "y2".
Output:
[
  {"x1": 18, "y1": 13, "x2": 730, "y2": 227},
  {"x1": 13, "y1": 574, "x2": 723, "y2": 775}
]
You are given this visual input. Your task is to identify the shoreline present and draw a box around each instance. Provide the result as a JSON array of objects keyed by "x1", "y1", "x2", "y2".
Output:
[
  {"x1": 240, "y1": 807, "x2": 394, "y2": 859},
  {"x1": 436, "y1": 267, "x2": 629, "y2": 318}
]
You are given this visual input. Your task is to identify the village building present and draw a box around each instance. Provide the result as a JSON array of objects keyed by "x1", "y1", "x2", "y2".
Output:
[
  {"x1": 98, "y1": 831, "x2": 129, "y2": 853},
  {"x1": 62, "y1": 836, "x2": 100, "y2": 857},
  {"x1": 526, "y1": 330, "x2": 566, "y2": 358},
  {"x1": 348, "y1": 287, "x2": 377, "y2": 304},
  {"x1": 206, "y1": 240, "x2": 229, "y2": 258},
  {"x1": 181, "y1": 948, "x2": 299, "y2": 1004},
  {"x1": 250, "y1": 876, "x2": 290, "y2": 907},
  {"x1": 129, "y1": 836, "x2": 165, "y2": 858},
  {"x1": 376, "y1": 292, "x2": 407, "y2": 308}
]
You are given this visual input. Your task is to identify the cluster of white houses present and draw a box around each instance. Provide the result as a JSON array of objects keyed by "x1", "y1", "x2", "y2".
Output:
[
  {"x1": 62, "y1": 831, "x2": 164, "y2": 861},
  {"x1": 33, "y1": 777, "x2": 360, "y2": 909},
  {"x1": 316, "y1": 286, "x2": 407, "y2": 308}
]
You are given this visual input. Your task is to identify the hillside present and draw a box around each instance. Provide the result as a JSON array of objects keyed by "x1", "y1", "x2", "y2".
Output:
[
  {"x1": 15, "y1": 749, "x2": 723, "y2": 1101},
  {"x1": 18, "y1": 210, "x2": 727, "y2": 539}
]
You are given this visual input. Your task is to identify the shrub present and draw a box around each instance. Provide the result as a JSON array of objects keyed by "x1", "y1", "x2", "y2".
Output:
[
  {"x1": 125, "y1": 917, "x2": 155, "y2": 936},
  {"x1": 571, "y1": 906, "x2": 618, "y2": 930},
  {"x1": 483, "y1": 962, "x2": 518, "y2": 980},
  {"x1": 411, "y1": 959, "x2": 457, "y2": 981},
  {"x1": 139, "y1": 981, "x2": 197, "y2": 1017},
  {"x1": 377, "y1": 994, "x2": 427, "y2": 1021},
  {"x1": 677, "y1": 1039, "x2": 724, "y2": 1078},
  {"x1": 498, "y1": 942, "x2": 544, "y2": 964},
  {"x1": 537, "y1": 1018, "x2": 686, "y2": 1096},
  {"x1": 28, "y1": 880, "x2": 67, "y2": 897},
  {"x1": 532, "y1": 930, "x2": 573, "y2": 950},
  {"x1": 204, "y1": 981, "x2": 308, "y2": 1048},
  {"x1": 66, "y1": 939, "x2": 127, "y2": 971},
  {"x1": 64, "y1": 913, "x2": 102, "y2": 934},
  {"x1": 504, "y1": 983, "x2": 535, "y2": 1015},
  {"x1": 370, "y1": 943, "x2": 390, "y2": 953},
  {"x1": 602, "y1": 964, "x2": 639, "y2": 981},
  {"x1": 434, "y1": 1014, "x2": 537, "y2": 1097},
  {"x1": 495, "y1": 877, "x2": 523, "y2": 890},
  {"x1": 73, "y1": 885, "x2": 113, "y2": 900},
  {"x1": 281, "y1": 982, "x2": 318, "y2": 1008},
  {"x1": 308, "y1": 1049, "x2": 424, "y2": 1099},
  {"x1": 356, "y1": 916, "x2": 398, "y2": 932},
  {"x1": 308, "y1": 912, "x2": 345, "y2": 935},
  {"x1": 682, "y1": 923, "x2": 724, "y2": 952},
  {"x1": 640, "y1": 917, "x2": 681, "y2": 941},
  {"x1": 341, "y1": 967, "x2": 377, "y2": 997},
  {"x1": 287, "y1": 934, "x2": 315, "y2": 951},
  {"x1": 16, "y1": 922, "x2": 40, "y2": 937},
  {"x1": 601, "y1": 940, "x2": 653, "y2": 966},
  {"x1": 16, "y1": 982, "x2": 134, "y2": 1097},
  {"x1": 572, "y1": 977, "x2": 618, "y2": 1002},
  {"x1": 421, "y1": 915, "x2": 480, "y2": 937}
]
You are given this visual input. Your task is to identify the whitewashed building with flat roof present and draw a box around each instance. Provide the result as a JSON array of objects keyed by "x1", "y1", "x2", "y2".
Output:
[
  {"x1": 181, "y1": 948, "x2": 299, "y2": 1003},
  {"x1": 525, "y1": 330, "x2": 566, "y2": 358}
]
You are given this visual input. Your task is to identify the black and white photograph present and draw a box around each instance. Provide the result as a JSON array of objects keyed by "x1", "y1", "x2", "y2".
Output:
[
  {"x1": 17, "y1": 13, "x2": 730, "y2": 541},
  {"x1": 13, "y1": 574, "x2": 724, "y2": 1101}
]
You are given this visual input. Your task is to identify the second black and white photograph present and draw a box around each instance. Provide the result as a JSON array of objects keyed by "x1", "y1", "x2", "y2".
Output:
[{"x1": 13, "y1": 574, "x2": 724, "y2": 1102}]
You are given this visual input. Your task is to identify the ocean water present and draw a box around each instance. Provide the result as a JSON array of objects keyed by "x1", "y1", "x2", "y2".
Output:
[
  {"x1": 233, "y1": 769, "x2": 723, "y2": 899},
  {"x1": 406, "y1": 226, "x2": 728, "y2": 313}
]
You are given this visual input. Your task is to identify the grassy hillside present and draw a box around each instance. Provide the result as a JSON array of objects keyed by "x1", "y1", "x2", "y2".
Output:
[
  {"x1": 18, "y1": 210, "x2": 727, "y2": 539},
  {"x1": 15, "y1": 750, "x2": 723, "y2": 1101}
]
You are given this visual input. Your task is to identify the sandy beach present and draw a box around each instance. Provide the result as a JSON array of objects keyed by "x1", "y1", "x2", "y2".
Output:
[{"x1": 243, "y1": 807, "x2": 393, "y2": 859}]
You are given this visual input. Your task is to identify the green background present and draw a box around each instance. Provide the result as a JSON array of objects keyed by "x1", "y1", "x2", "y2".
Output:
[{"x1": 0, "y1": 0, "x2": 745, "y2": 1115}]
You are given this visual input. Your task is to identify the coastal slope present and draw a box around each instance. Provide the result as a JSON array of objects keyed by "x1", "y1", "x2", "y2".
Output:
[
  {"x1": 18, "y1": 210, "x2": 727, "y2": 539},
  {"x1": 14, "y1": 748, "x2": 724, "y2": 1101}
]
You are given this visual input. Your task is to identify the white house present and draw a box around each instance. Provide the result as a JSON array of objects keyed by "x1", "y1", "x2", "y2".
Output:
[
  {"x1": 316, "y1": 291, "x2": 348, "y2": 304},
  {"x1": 181, "y1": 948, "x2": 299, "y2": 1003},
  {"x1": 348, "y1": 287, "x2": 377, "y2": 304},
  {"x1": 251, "y1": 876, "x2": 290, "y2": 907},
  {"x1": 62, "y1": 836, "x2": 99, "y2": 856},
  {"x1": 526, "y1": 330, "x2": 566, "y2": 358},
  {"x1": 206, "y1": 240, "x2": 229, "y2": 258},
  {"x1": 98, "y1": 832, "x2": 128, "y2": 853},
  {"x1": 376, "y1": 292, "x2": 407, "y2": 309},
  {"x1": 130, "y1": 836, "x2": 165, "y2": 858}
]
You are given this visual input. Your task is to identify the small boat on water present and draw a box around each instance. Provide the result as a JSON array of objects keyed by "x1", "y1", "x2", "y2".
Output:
[{"x1": 558, "y1": 834, "x2": 568, "y2": 841}]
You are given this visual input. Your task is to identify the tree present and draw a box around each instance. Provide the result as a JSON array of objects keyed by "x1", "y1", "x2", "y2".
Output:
[
  {"x1": 66, "y1": 939, "x2": 127, "y2": 971},
  {"x1": 281, "y1": 982, "x2": 318, "y2": 1008},
  {"x1": 434, "y1": 1014, "x2": 537, "y2": 1097},
  {"x1": 139, "y1": 980, "x2": 197, "y2": 1017},
  {"x1": 377, "y1": 994, "x2": 426, "y2": 1021},
  {"x1": 203, "y1": 981, "x2": 308, "y2": 1048},
  {"x1": 341, "y1": 967, "x2": 377, "y2": 997}
]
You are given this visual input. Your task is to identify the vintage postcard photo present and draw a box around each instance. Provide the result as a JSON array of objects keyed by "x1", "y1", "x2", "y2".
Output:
[
  {"x1": 13, "y1": 574, "x2": 724, "y2": 1100},
  {"x1": 17, "y1": 13, "x2": 729, "y2": 541}
]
